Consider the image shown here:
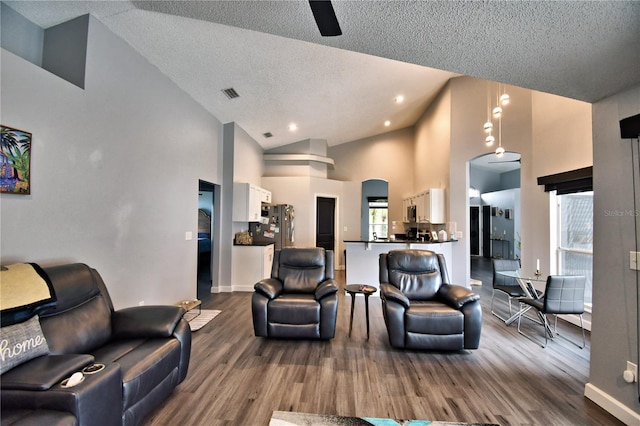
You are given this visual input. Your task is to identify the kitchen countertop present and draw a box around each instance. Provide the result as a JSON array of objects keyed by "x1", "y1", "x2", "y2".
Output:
[{"x1": 233, "y1": 242, "x2": 275, "y2": 246}]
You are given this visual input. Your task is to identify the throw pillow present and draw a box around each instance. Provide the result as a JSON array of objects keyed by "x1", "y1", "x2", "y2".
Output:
[{"x1": 0, "y1": 315, "x2": 49, "y2": 375}]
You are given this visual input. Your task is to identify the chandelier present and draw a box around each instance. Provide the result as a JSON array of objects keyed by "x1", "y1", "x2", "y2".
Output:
[{"x1": 483, "y1": 82, "x2": 510, "y2": 157}]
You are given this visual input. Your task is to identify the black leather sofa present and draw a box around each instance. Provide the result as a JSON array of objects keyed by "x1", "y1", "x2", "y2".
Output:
[
  {"x1": 1, "y1": 263, "x2": 191, "y2": 425},
  {"x1": 379, "y1": 249, "x2": 482, "y2": 350},
  {"x1": 252, "y1": 247, "x2": 338, "y2": 339}
]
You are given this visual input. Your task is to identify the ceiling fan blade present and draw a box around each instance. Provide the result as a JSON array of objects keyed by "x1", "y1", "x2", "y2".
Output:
[
  {"x1": 309, "y1": 1, "x2": 342, "y2": 37},
  {"x1": 489, "y1": 159, "x2": 521, "y2": 164}
]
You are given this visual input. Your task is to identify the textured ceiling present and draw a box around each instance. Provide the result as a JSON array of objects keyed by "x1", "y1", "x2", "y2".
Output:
[{"x1": 6, "y1": 1, "x2": 640, "y2": 150}]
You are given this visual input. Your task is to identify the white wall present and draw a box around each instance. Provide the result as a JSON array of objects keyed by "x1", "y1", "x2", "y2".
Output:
[
  {"x1": 0, "y1": 17, "x2": 223, "y2": 308},
  {"x1": 261, "y1": 176, "x2": 343, "y2": 249},
  {"x1": 414, "y1": 84, "x2": 451, "y2": 195},
  {"x1": 327, "y1": 127, "x2": 415, "y2": 234},
  {"x1": 532, "y1": 91, "x2": 593, "y2": 177}
]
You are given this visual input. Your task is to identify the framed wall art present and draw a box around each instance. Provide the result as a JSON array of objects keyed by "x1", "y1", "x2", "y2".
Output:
[{"x1": 1, "y1": 125, "x2": 32, "y2": 195}]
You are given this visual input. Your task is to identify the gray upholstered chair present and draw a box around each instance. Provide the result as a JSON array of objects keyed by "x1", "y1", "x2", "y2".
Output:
[
  {"x1": 252, "y1": 247, "x2": 338, "y2": 340},
  {"x1": 517, "y1": 275, "x2": 587, "y2": 348},
  {"x1": 491, "y1": 258, "x2": 524, "y2": 321},
  {"x1": 379, "y1": 249, "x2": 482, "y2": 350}
]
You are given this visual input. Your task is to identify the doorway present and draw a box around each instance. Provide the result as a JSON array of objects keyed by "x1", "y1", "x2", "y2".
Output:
[
  {"x1": 316, "y1": 197, "x2": 335, "y2": 251},
  {"x1": 197, "y1": 180, "x2": 218, "y2": 301},
  {"x1": 469, "y1": 152, "x2": 521, "y2": 261},
  {"x1": 470, "y1": 205, "x2": 480, "y2": 255},
  {"x1": 482, "y1": 205, "x2": 491, "y2": 258}
]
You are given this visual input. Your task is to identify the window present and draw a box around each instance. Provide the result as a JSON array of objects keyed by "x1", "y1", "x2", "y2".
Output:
[
  {"x1": 556, "y1": 191, "x2": 593, "y2": 306},
  {"x1": 368, "y1": 198, "x2": 388, "y2": 240}
]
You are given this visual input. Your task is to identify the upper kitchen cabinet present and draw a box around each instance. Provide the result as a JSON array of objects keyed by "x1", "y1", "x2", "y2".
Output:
[
  {"x1": 233, "y1": 182, "x2": 272, "y2": 222},
  {"x1": 403, "y1": 188, "x2": 445, "y2": 224},
  {"x1": 417, "y1": 188, "x2": 445, "y2": 224}
]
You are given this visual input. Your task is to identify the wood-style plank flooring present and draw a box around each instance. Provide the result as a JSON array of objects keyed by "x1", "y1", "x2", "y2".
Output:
[{"x1": 144, "y1": 257, "x2": 623, "y2": 426}]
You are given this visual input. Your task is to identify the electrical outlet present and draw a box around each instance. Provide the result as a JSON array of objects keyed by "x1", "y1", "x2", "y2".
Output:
[{"x1": 138, "y1": 301, "x2": 145, "y2": 306}]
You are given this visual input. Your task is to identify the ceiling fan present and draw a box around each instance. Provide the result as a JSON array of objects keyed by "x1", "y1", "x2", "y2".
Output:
[
  {"x1": 489, "y1": 158, "x2": 520, "y2": 163},
  {"x1": 489, "y1": 157, "x2": 521, "y2": 164},
  {"x1": 309, "y1": 1, "x2": 342, "y2": 37}
]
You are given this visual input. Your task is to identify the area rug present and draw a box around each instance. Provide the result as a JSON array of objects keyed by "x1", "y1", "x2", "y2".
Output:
[
  {"x1": 184, "y1": 309, "x2": 220, "y2": 331},
  {"x1": 269, "y1": 411, "x2": 499, "y2": 426}
]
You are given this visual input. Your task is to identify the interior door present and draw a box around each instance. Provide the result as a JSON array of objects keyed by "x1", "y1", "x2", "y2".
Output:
[
  {"x1": 316, "y1": 197, "x2": 335, "y2": 252},
  {"x1": 470, "y1": 206, "x2": 480, "y2": 256},
  {"x1": 482, "y1": 205, "x2": 491, "y2": 258},
  {"x1": 197, "y1": 180, "x2": 216, "y2": 300}
]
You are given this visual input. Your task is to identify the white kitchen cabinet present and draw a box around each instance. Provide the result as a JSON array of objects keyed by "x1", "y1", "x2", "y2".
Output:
[
  {"x1": 233, "y1": 183, "x2": 270, "y2": 222},
  {"x1": 402, "y1": 198, "x2": 409, "y2": 222},
  {"x1": 259, "y1": 187, "x2": 272, "y2": 203},
  {"x1": 416, "y1": 188, "x2": 445, "y2": 224},
  {"x1": 231, "y1": 244, "x2": 274, "y2": 290}
]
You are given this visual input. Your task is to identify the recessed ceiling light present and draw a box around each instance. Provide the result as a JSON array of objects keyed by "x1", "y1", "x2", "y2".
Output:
[
  {"x1": 384, "y1": 120, "x2": 391, "y2": 127},
  {"x1": 394, "y1": 95, "x2": 404, "y2": 104},
  {"x1": 288, "y1": 123, "x2": 297, "y2": 131}
]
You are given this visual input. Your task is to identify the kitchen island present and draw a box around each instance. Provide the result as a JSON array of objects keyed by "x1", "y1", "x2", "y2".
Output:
[{"x1": 344, "y1": 240, "x2": 456, "y2": 294}]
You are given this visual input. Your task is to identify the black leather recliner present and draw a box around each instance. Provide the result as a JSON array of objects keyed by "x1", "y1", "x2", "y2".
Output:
[
  {"x1": 1, "y1": 263, "x2": 191, "y2": 425},
  {"x1": 379, "y1": 249, "x2": 482, "y2": 350},
  {"x1": 252, "y1": 248, "x2": 338, "y2": 340}
]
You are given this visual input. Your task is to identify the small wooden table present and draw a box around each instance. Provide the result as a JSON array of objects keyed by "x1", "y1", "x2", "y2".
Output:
[
  {"x1": 176, "y1": 299, "x2": 202, "y2": 321},
  {"x1": 345, "y1": 284, "x2": 377, "y2": 340}
]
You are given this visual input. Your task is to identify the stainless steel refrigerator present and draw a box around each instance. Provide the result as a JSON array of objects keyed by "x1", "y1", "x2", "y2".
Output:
[{"x1": 249, "y1": 204, "x2": 294, "y2": 250}]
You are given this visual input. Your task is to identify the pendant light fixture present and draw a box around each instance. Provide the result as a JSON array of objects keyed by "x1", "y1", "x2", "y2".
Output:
[{"x1": 481, "y1": 82, "x2": 510, "y2": 157}]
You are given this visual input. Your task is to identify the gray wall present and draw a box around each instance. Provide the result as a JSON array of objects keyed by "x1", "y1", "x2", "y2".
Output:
[
  {"x1": 470, "y1": 166, "x2": 501, "y2": 194},
  {"x1": 361, "y1": 179, "x2": 388, "y2": 240},
  {"x1": 500, "y1": 169, "x2": 520, "y2": 189},
  {"x1": 1, "y1": 2, "x2": 43, "y2": 67},
  {"x1": 588, "y1": 84, "x2": 640, "y2": 417},
  {"x1": 0, "y1": 16, "x2": 223, "y2": 308},
  {"x1": 42, "y1": 15, "x2": 88, "y2": 89}
]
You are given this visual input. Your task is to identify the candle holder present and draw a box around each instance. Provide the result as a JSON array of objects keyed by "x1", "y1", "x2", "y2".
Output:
[{"x1": 534, "y1": 270, "x2": 542, "y2": 278}]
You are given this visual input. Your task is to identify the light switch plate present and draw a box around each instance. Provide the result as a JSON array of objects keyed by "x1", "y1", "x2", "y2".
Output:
[
  {"x1": 185, "y1": 231, "x2": 193, "y2": 241},
  {"x1": 631, "y1": 251, "x2": 639, "y2": 270}
]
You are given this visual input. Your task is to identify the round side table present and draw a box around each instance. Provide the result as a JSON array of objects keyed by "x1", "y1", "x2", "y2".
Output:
[{"x1": 344, "y1": 284, "x2": 377, "y2": 340}]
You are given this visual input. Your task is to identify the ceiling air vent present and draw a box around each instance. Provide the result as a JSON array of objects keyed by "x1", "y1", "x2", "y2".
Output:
[
  {"x1": 221, "y1": 87, "x2": 239, "y2": 99},
  {"x1": 263, "y1": 132, "x2": 273, "y2": 138}
]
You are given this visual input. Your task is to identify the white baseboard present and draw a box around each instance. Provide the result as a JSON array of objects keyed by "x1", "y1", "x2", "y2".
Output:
[
  {"x1": 232, "y1": 285, "x2": 255, "y2": 292},
  {"x1": 584, "y1": 382, "x2": 640, "y2": 425},
  {"x1": 559, "y1": 313, "x2": 592, "y2": 332}
]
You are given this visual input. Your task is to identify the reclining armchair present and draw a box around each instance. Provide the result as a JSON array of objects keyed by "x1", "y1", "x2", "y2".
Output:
[
  {"x1": 379, "y1": 249, "x2": 482, "y2": 350},
  {"x1": 1, "y1": 263, "x2": 191, "y2": 426},
  {"x1": 252, "y1": 247, "x2": 338, "y2": 340}
]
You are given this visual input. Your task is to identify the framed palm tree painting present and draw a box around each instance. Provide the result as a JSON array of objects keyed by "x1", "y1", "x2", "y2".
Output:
[{"x1": 1, "y1": 125, "x2": 32, "y2": 194}]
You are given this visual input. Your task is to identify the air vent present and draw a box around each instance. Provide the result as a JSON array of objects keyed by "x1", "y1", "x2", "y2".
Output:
[
  {"x1": 263, "y1": 132, "x2": 273, "y2": 138},
  {"x1": 221, "y1": 87, "x2": 239, "y2": 99}
]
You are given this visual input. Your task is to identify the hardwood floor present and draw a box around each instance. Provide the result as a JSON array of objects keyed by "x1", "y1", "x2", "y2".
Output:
[{"x1": 144, "y1": 257, "x2": 623, "y2": 426}]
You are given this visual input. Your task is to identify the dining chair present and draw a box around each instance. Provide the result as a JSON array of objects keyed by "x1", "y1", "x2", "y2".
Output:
[
  {"x1": 517, "y1": 275, "x2": 587, "y2": 348},
  {"x1": 491, "y1": 258, "x2": 523, "y2": 321}
]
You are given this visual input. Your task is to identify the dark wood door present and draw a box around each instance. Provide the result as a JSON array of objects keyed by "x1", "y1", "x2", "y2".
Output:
[
  {"x1": 482, "y1": 205, "x2": 491, "y2": 258},
  {"x1": 470, "y1": 206, "x2": 480, "y2": 256},
  {"x1": 316, "y1": 197, "x2": 335, "y2": 252}
]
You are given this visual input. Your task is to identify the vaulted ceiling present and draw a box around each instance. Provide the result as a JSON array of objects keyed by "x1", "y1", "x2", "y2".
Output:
[{"x1": 6, "y1": 1, "x2": 640, "y2": 150}]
